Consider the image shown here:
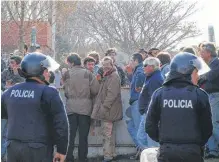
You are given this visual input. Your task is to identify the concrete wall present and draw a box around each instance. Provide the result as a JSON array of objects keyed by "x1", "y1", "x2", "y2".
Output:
[{"x1": 59, "y1": 88, "x2": 136, "y2": 157}]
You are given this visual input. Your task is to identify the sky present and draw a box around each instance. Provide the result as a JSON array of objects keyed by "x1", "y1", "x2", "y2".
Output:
[{"x1": 179, "y1": 0, "x2": 219, "y2": 47}]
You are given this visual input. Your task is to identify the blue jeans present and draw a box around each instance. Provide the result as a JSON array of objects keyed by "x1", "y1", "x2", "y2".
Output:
[
  {"x1": 207, "y1": 92, "x2": 219, "y2": 156},
  {"x1": 137, "y1": 114, "x2": 159, "y2": 149},
  {"x1": 126, "y1": 100, "x2": 141, "y2": 148},
  {"x1": 1, "y1": 119, "x2": 7, "y2": 158}
]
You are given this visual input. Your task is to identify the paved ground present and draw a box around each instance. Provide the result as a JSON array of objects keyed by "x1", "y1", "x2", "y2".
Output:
[{"x1": 76, "y1": 156, "x2": 219, "y2": 162}]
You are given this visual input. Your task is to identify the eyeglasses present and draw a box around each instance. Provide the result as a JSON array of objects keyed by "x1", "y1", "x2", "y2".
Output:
[{"x1": 143, "y1": 64, "x2": 148, "y2": 67}]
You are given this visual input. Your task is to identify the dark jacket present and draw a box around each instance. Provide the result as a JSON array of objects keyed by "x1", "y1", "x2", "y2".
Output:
[
  {"x1": 1, "y1": 79, "x2": 69, "y2": 155},
  {"x1": 129, "y1": 63, "x2": 145, "y2": 104},
  {"x1": 145, "y1": 77, "x2": 213, "y2": 146},
  {"x1": 1, "y1": 68, "x2": 25, "y2": 90},
  {"x1": 161, "y1": 63, "x2": 170, "y2": 79},
  {"x1": 138, "y1": 70, "x2": 164, "y2": 115},
  {"x1": 199, "y1": 57, "x2": 219, "y2": 94}
]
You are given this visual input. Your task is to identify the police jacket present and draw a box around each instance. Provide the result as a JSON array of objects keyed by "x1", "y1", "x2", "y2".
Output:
[
  {"x1": 1, "y1": 79, "x2": 69, "y2": 155},
  {"x1": 145, "y1": 75, "x2": 213, "y2": 146}
]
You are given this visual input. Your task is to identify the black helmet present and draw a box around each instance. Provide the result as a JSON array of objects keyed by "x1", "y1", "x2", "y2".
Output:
[
  {"x1": 19, "y1": 53, "x2": 59, "y2": 78},
  {"x1": 169, "y1": 52, "x2": 209, "y2": 76}
]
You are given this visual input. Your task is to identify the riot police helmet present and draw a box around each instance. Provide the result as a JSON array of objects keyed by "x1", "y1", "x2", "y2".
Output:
[
  {"x1": 19, "y1": 53, "x2": 60, "y2": 78},
  {"x1": 169, "y1": 52, "x2": 210, "y2": 76}
]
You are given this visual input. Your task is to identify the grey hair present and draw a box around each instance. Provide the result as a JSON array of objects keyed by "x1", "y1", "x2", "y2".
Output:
[{"x1": 143, "y1": 57, "x2": 161, "y2": 70}]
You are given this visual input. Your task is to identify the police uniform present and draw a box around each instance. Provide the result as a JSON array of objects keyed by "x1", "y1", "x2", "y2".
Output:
[
  {"x1": 1, "y1": 53, "x2": 69, "y2": 162},
  {"x1": 145, "y1": 52, "x2": 213, "y2": 162}
]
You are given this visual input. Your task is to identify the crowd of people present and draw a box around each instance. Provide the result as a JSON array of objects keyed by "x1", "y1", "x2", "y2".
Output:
[{"x1": 1, "y1": 41, "x2": 219, "y2": 162}]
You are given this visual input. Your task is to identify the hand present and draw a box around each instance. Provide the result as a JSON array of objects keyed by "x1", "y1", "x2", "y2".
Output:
[
  {"x1": 53, "y1": 152, "x2": 66, "y2": 162},
  {"x1": 125, "y1": 65, "x2": 133, "y2": 74},
  {"x1": 135, "y1": 87, "x2": 142, "y2": 92},
  {"x1": 13, "y1": 67, "x2": 19, "y2": 74}
]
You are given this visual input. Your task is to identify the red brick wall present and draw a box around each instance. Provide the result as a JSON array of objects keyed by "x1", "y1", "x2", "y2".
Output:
[{"x1": 1, "y1": 21, "x2": 52, "y2": 53}]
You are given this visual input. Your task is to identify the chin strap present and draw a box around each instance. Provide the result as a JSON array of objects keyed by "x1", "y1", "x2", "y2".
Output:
[
  {"x1": 18, "y1": 68, "x2": 50, "y2": 85},
  {"x1": 29, "y1": 77, "x2": 49, "y2": 85}
]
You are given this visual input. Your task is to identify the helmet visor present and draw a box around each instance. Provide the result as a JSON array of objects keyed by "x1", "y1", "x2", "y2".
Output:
[
  {"x1": 190, "y1": 57, "x2": 210, "y2": 75},
  {"x1": 41, "y1": 56, "x2": 60, "y2": 72}
]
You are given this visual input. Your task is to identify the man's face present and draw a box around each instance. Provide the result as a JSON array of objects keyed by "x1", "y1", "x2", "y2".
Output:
[
  {"x1": 144, "y1": 64, "x2": 154, "y2": 76},
  {"x1": 191, "y1": 68, "x2": 199, "y2": 85},
  {"x1": 149, "y1": 50, "x2": 159, "y2": 57},
  {"x1": 108, "y1": 52, "x2": 116, "y2": 63},
  {"x1": 102, "y1": 60, "x2": 113, "y2": 73},
  {"x1": 43, "y1": 69, "x2": 51, "y2": 82},
  {"x1": 130, "y1": 58, "x2": 138, "y2": 69},
  {"x1": 85, "y1": 61, "x2": 95, "y2": 72},
  {"x1": 140, "y1": 51, "x2": 148, "y2": 60},
  {"x1": 62, "y1": 68, "x2": 67, "y2": 75},
  {"x1": 200, "y1": 49, "x2": 211, "y2": 63},
  {"x1": 9, "y1": 59, "x2": 19, "y2": 69}
]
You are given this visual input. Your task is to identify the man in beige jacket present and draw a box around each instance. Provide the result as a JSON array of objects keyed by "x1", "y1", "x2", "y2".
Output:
[
  {"x1": 91, "y1": 57, "x2": 123, "y2": 162},
  {"x1": 63, "y1": 53, "x2": 100, "y2": 162}
]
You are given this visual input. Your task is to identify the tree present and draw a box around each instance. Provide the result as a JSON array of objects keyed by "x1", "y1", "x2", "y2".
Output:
[{"x1": 68, "y1": 1, "x2": 200, "y2": 54}]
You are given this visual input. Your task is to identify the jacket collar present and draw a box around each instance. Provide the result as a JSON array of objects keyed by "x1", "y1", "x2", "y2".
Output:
[
  {"x1": 146, "y1": 70, "x2": 160, "y2": 79},
  {"x1": 26, "y1": 77, "x2": 49, "y2": 85},
  {"x1": 163, "y1": 71, "x2": 193, "y2": 86},
  {"x1": 134, "y1": 62, "x2": 143, "y2": 73},
  {"x1": 103, "y1": 67, "x2": 117, "y2": 77},
  {"x1": 209, "y1": 57, "x2": 217, "y2": 65}
]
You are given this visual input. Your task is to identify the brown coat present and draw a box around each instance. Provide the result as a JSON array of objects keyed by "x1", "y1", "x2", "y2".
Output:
[
  {"x1": 91, "y1": 68, "x2": 123, "y2": 122},
  {"x1": 63, "y1": 66, "x2": 100, "y2": 116}
]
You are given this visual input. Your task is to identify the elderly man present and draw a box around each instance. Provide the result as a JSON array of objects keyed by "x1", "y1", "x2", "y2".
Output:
[
  {"x1": 199, "y1": 42, "x2": 219, "y2": 158},
  {"x1": 63, "y1": 53, "x2": 100, "y2": 162},
  {"x1": 100, "y1": 48, "x2": 126, "y2": 86},
  {"x1": 91, "y1": 57, "x2": 123, "y2": 162},
  {"x1": 137, "y1": 57, "x2": 164, "y2": 149}
]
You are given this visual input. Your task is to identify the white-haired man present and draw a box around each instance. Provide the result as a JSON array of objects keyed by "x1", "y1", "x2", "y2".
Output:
[{"x1": 137, "y1": 57, "x2": 164, "y2": 149}]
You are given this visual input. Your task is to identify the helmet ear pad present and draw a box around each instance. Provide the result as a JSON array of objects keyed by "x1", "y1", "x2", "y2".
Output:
[
  {"x1": 18, "y1": 66, "x2": 46, "y2": 82},
  {"x1": 18, "y1": 68, "x2": 31, "y2": 78}
]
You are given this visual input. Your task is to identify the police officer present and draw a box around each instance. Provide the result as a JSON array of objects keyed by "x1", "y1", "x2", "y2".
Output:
[
  {"x1": 145, "y1": 52, "x2": 213, "y2": 162},
  {"x1": 1, "y1": 53, "x2": 69, "y2": 162}
]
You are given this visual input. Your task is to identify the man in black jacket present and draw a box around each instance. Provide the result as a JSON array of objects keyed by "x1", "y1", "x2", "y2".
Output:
[
  {"x1": 1, "y1": 53, "x2": 69, "y2": 162},
  {"x1": 145, "y1": 52, "x2": 213, "y2": 162},
  {"x1": 199, "y1": 42, "x2": 219, "y2": 158}
]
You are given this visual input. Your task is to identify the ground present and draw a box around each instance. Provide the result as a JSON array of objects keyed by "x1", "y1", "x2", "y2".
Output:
[{"x1": 81, "y1": 156, "x2": 219, "y2": 162}]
